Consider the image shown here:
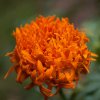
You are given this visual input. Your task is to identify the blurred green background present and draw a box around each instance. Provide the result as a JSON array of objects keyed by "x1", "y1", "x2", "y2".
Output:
[{"x1": 0, "y1": 0, "x2": 100, "y2": 100}]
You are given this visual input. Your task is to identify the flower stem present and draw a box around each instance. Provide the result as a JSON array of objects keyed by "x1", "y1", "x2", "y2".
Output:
[
  {"x1": 44, "y1": 96, "x2": 48, "y2": 100},
  {"x1": 59, "y1": 89, "x2": 67, "y2": 100}
]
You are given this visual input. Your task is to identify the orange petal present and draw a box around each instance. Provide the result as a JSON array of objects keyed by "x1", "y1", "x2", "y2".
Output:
[
  {"x1": 4, "y1": 66, "x2": 15, "y2": 79},
  {"x1": 24, "y1": 82, "x2": 34, "y2": 90},
  {"x1": 16, "y1": 68, "x2": 22, "y2": 83},
  {"x1": 37, "y1": 60, "x2": 44, "y2": 73},
  {"x1": 91, "y1": 53, "x2": 98, "y2": 57},
  {"x1": 21, "y1": 50, "x2": 35, "y2": 64},
  {"x1": 59, "y1": 83, "x2": 75, "y2": 89},
  {"x1": 45, "y1": 65, "x2": 53, "y2": 78}
]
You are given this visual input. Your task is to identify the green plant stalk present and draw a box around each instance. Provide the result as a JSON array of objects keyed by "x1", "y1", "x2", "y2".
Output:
[{"x1": 59, "y1": 89, "x2": 67, "y2": 100}]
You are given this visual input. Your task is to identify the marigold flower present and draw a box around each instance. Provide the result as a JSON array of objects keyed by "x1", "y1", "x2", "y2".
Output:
[{"x1": 4, "y1": 16, "x2": 97, "y2": 100}]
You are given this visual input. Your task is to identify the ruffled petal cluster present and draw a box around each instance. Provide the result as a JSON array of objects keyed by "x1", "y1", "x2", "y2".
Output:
[{"x1": 5, "y1": 16, "x2": 97, "y2": 99}]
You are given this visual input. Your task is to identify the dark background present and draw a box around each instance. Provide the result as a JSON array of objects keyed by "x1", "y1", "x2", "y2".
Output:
[{"x1": 0, "y1": 0, "x2": 100, "y2": 100}]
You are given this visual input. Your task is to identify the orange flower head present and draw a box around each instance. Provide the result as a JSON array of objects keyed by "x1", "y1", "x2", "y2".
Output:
[{"x1": 4, "y1": 16, "x2": 97, "y2": 99}]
